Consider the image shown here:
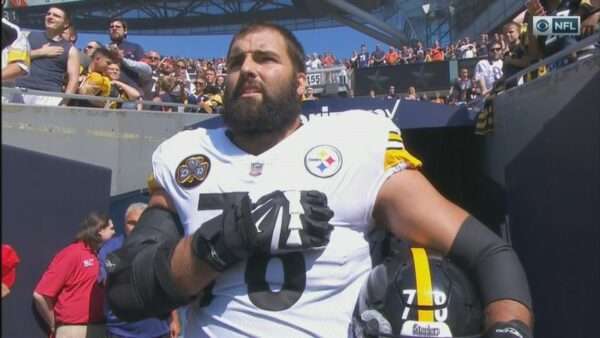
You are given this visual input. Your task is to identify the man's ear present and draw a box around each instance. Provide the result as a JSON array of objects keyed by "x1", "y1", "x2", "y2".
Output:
[{"x1": 296, "y1": 72, "x2": 307, "y2": 97}]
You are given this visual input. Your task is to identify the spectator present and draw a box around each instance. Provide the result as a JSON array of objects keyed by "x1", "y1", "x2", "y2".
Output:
[
  {"x1": 15, "y1": 5, "x2": 80, "y2": 106},
  {"x1": 492, "y1": 33, "x2": 507, "y2": 54},
  {"x1": 107, "y1": 18, "x2": 146, "y2": 101},
  {"x1": 449, "y1": 67, "x2": 475, "y2": 104},
  {"x1": 424, "y1": 49, "x2": 433, "y2": 62},
  {"x1": 385, "y1": 85, "x2": 398, "y2": 99},
  {"x1": 404, "y1": 86, "x2": 418, "y2": 100},
  {"x1": 1, "y1": 244, "x2": 20, "y2": 299},
  {"x1": 400, "y1": 45, "x2": 412, "y2": 64},
  {"x1": 141, "y1": 50, "x2": 161, "y2": 102},
  {"x1": 502, "y1": 21, "x2": 529, "y2": 88},
  {"x1": 215, "y1": 74, "x2": 226, "y2": 95},
  {"x1": 581, "y1": 1, "x2": 600, "y2": 37},
  {"x1": 1, "y1": 15, "x2": 31, "y2": 103},
  {"x1": 384, "y1": 45, "x2": 400, "y2": 65},
  {"x1": 527, "y1": 0, "x2": 599, "y2": 59},
  {"x1": 368, "y1": 88, "x2": 376, "y2": 98},
  {"x1": 303, "y1": 86, "x2": 318, "y2": 101},
  {"x1": 322, "y1": 52, "x2": 336, "y2": 67},
  {"x1": 357, "y1": 44, "x2": 370, "y2": 68},
  {"x1": 106, "y1": 62, "x2": 142, "y2": 109},
  {"x1": 305, "y1": 52, "x2": 322, "y2": 70},
  {"x1": 187, "y1": 75, "x2": 220, "y2": 114},
  {"x1": 204, "y1": 67, "x2": 217, "y2": 88},
  {"x1": 445, "y1": 44, "x2": 457, "y2": 60},
  {"x1": 74, "y1": 47, "x2": 115, "y2": 107},
  {"x1": 99, "y1": 203, "x2": 181, "y2": 338},
  {"x1": 478, "y1": 33, "x2": 489, "y2": 58},
  {"x1": 370, "y1": 44, "x2": 386, "y2": 66},
  {"x1": 430, "y1": 40, "x2": 445, "y2": 61},
  {"x1": 80, "y1": 40, "x2": 103, "y2": 74},
  {"x1": 415, "y1": 41, "x2": 425, "y2": 62},
  {"x1": 61, "y1": 24, "x2": 77, "y2": 45},
  {"x1": 431, "y1": 91, "x2": 445, "y2": 104},
  {"x1": 349, "y1": 50, "x2": 359, "y2": 69},
  {"x1": 33, "y1": 212, "x2": 114, "y2": 338},
  {"x1": 474, "y1": 42, "x2": 504, "y2": 96}
]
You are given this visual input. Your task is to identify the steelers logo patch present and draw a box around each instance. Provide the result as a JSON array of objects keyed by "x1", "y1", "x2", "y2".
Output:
[
  {"x1": 304, "y1": 145, "x2": 343, "y2": 178},
  {"x1": 175, "y1": 154, "x2": 211, "y2": 188}
]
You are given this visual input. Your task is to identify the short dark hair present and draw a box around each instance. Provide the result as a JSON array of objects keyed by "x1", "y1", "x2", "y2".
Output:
[
  {"x1": 109, "y1": 18, "x2": 128, "y2": 30},
  {"x1": 49, "y1": 5, "x2": 72, "y2": 27},
  {"x1": 75, "y1": 211, "x2": 110, "y2": 249},
  {"x1": 91, "y1": 46, "x2": 116, "y2": 62},
  {"x1": 227, "y1": 22, "x2": 306, "y2": 73}
]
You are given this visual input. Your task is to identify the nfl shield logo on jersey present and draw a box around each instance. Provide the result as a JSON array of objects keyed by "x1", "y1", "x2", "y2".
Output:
[
  {"x1": 249, "y1": 162, "x2": 264, "y2": 176},
  {"x1": 304, "y1": 145, "x2": 343, "y2": 178}
]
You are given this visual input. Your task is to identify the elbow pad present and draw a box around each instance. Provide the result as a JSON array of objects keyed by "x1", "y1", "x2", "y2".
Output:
[
  {"x1": 448, "y1": 216, "x2": 533, "y2": 311},
  {"x1": 106, "y1": 207, "x2": 190, "y2": 321}
]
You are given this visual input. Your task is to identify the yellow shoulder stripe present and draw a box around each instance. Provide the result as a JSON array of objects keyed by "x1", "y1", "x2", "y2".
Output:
[
  {"x1": 385, "y1": 148, "x2": 422, "y2": 170},
  {"x1": 388, "y1": 132, "x2": 403, "y2": 143}
]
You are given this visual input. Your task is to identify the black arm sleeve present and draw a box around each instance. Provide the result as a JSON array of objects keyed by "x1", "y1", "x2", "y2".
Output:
[
  {"x1": 448, "y1": 216, "x2": 533, "y2": 311},
  {"x1": 106, "y1": 207, "x2": 191, "y2": 321}
]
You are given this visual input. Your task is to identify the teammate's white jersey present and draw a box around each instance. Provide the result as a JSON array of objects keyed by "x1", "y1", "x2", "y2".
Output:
[
  {"x1": 151, "y1": 110, "x2": 421, "y2": 337},
  {"x1": 474, "y1": 59, "x2": 503, "y2": 92}
]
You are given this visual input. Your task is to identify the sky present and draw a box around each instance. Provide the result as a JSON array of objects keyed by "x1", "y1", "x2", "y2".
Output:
[{"x1": 77, "y1": 26, "x2": 383, "y2": 60}]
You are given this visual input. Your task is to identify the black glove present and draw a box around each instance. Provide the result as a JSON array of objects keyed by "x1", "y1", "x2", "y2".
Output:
[
  {"x1": 484, "y1": 320, "x2": 532, "y2": 338},
  {"x1": 192, "y1": 190, "x2": 334, "y2": 272}
]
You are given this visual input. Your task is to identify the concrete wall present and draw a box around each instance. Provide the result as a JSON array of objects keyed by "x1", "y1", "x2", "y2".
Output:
[
  {"x1": 482, "y1": 53, "x2": 600, "y2": 187},
  {"x1": 1, "y1": 106, "x2": 213, "y2": 196}
]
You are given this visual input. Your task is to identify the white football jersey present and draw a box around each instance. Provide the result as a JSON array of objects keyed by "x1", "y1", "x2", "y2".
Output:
[
  {"x1": 151, "y1": 110, "x2": 421, "y2": 337},
  {"x1": 474, "y1": 59, "x2": 504, "y2": 91}
]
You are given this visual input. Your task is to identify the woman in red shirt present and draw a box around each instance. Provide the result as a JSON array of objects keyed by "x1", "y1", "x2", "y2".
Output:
[{"x1": 33, "y1": 212, "x2": 115, "y2": 338}]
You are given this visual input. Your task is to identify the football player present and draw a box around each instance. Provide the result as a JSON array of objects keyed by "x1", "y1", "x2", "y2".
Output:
[{"x1": 106, "y1": 22, "x2": 533, "y2": 338}]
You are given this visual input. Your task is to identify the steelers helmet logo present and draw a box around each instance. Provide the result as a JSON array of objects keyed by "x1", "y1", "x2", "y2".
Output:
[
  {"x1": 304, "y1": 145, "x2": 343, "y2": 178},
  {"x1": 175, "y1": 154, "x2": 211, "y2": 188}
]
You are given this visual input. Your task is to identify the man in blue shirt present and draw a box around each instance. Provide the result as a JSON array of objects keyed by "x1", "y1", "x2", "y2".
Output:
[{"x1": 99, "y1": 202, "x2": 181, "y2": 338}]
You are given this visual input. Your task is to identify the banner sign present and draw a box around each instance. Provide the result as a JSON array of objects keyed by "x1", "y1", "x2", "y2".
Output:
[
  {"x1": 354, "y1": 62, "x2": 451, "y2": 96},
  {"x1": 302, "y1": 97, "x2": 477, "y2": 129}
]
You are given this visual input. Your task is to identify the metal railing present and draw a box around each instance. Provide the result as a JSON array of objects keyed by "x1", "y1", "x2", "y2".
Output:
[{"x1": 1, "y1": 87, "x2": 207, "y2": 112}]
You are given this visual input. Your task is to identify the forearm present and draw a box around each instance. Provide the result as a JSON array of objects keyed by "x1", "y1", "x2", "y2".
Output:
[
  {"x1": 171, "y1": 236, "x2": 219, "y2": 296},
  {"x1": 121, "y1": 58, "x2": 152, "y2": 81},
  {"x1": 485, "y1": 299, "x2": 533, "y2": 330},
  {"x1": 114, "y1": 80, "x2": 141, "y2": 100},
  {"x1": 1, "y1": 64, "x2": 27, "y2": 81},
  {"x1": 30, "y1": 48, "x2": 47, "y2": 60},
  {"x1": 33, "y1": 292, "x2": 55, "y2": 330}
]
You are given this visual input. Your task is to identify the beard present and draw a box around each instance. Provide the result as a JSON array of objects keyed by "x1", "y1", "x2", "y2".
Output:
[{"x1": 223, "y1": 72, "x2": 302, "y2": 136}]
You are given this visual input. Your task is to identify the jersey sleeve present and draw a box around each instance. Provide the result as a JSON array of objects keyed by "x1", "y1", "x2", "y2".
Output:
[
  {"x1": 358, "y1": 113, "x2": 422, "y2": 224},
  {"x1": 150, "y1": 143, "x2": 173, "y2": 195},
  {"x1": 384, "y1": 127, "x2": 422, "y2": 172},
  {"x1": 6, "y1": 31, "x2": 31, "y2": 74}
]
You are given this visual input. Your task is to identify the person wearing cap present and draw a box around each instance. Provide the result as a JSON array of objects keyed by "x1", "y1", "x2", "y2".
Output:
[{"x1": 1, "y1": 244, "x2": 21, "y2": 299}]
